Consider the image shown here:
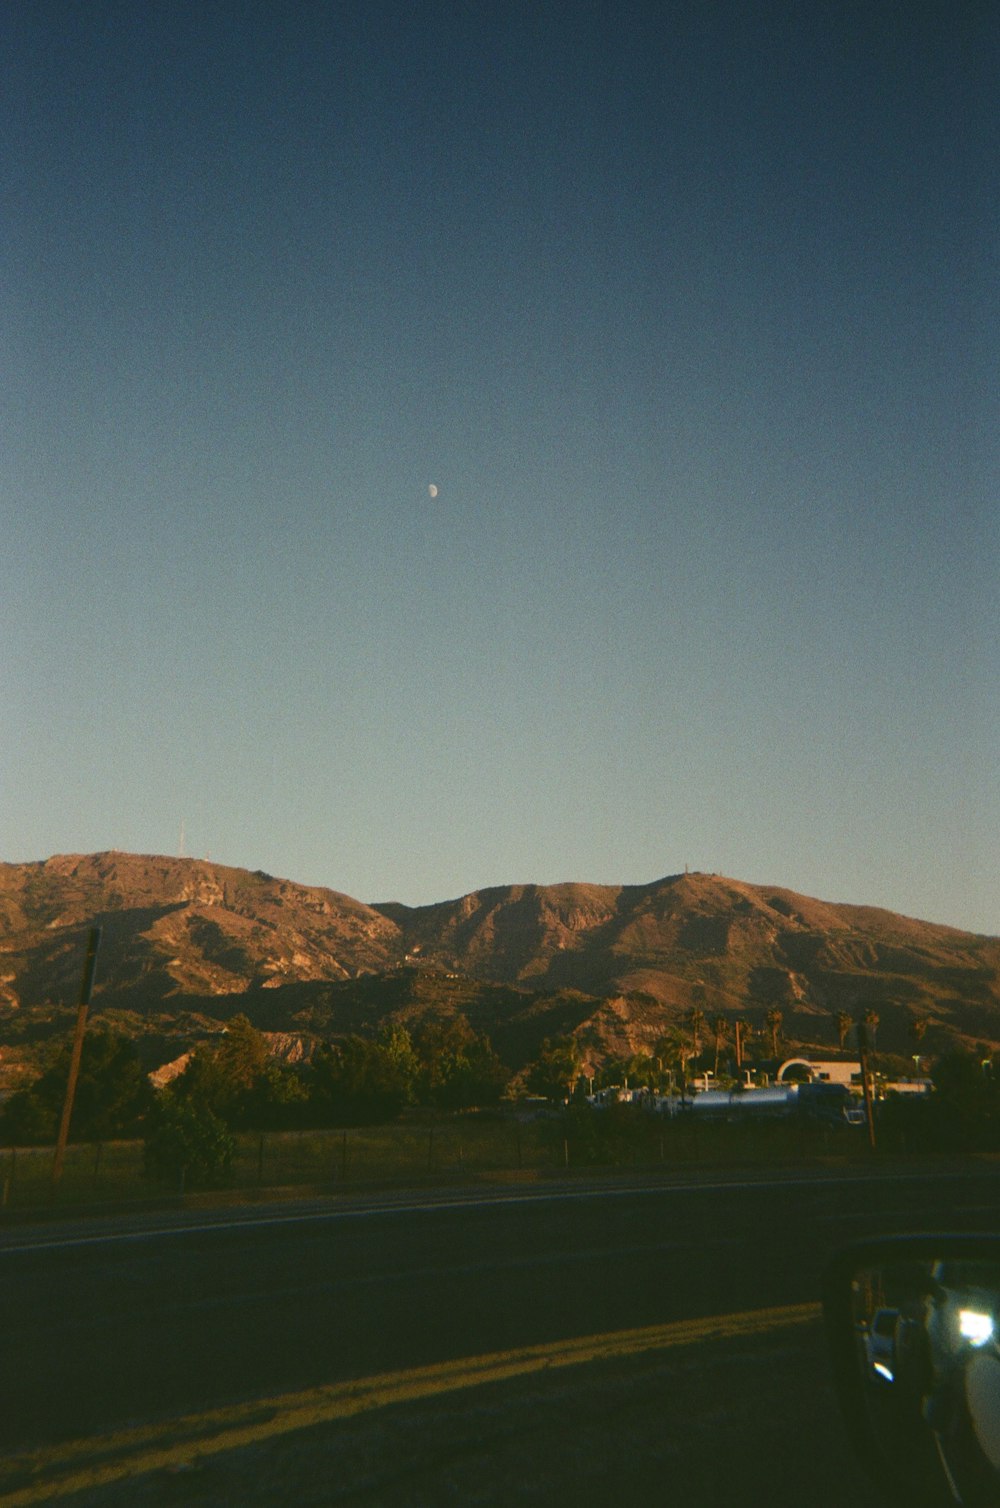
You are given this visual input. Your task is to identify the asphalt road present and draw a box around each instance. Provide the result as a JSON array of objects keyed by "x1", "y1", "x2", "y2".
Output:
[{"x1": 2, "y1": 1163, "x2": 999, "y2": 1461}]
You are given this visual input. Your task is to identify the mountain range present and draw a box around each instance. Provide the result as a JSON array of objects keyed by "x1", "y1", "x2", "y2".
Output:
[{"x1": 1, "y1": 852, "x2": 998, "y2": 1075}]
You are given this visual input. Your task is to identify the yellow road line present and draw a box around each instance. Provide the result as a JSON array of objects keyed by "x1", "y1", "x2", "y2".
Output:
[{"x1": 0, "y1": 1302, "x2": 820, "y2": 1505}]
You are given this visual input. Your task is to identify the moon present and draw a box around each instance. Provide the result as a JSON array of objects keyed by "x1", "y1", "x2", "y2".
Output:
[{"x1": 428, "y1": 484, "x2": 438, "y2": 498}]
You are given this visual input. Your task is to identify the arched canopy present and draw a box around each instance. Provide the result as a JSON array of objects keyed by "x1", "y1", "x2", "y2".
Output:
[{"x1": 776, "y1": 1058, "x2": 817, "y2": 1083}]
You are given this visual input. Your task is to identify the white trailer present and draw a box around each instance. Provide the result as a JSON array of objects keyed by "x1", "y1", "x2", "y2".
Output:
[{"x1": 686, "y1": 1081, "x2": 864, "y2": 1126}]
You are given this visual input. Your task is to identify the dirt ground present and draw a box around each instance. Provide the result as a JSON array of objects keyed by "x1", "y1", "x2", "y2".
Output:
[{"x1": 32, "y1": 1319, "x2": 881, "y2": 1508}]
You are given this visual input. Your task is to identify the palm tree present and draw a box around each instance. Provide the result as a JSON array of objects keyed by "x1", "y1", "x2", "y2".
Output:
[
  {"x1": 908, "y1": 1016, "x2": 929, "y2": 1072},
  {"x1": 862, "y1": 1008, "x2": 880, "y2": 1053},
  {"x1": 733, "y1": 1017, "x2": 750, "y2": 1070},
  {"x1": 835, "y1": 1011, "x2": 853, "y2": 1052},
  {"x1": 653, "y1": 1032, "x2": 685, "y2": 1093},
  {"x1": 765, "y1": 1007, "x2": 783, "y2": 1059},
  {"x1": 687, "y1": 1007, "x2": 705, "y2": 1057},
  {"x1": 711, "y1": 1015, "x2": 727, "y2": 1078},
  {"x1": 668, "y1": 1041, "x2": 697, "y2": 1102}
]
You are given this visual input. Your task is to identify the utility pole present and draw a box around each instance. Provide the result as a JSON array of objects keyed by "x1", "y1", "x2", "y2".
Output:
[
  {"x1": 51, "y1": 927, "x2": 101, "y2": 1191},
  {"x1": 856, "y1": 1019, "x2": 877, "y2": 1152}
]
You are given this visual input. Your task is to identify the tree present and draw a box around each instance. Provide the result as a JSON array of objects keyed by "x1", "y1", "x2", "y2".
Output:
[
  {"x1": 240, "y1": 1061, "x2": 310, "y2": 1129},
  {"x1": 411, "y1": 1013, "x2": 510, "y2": 1109},
  {"x1": 835, "y1": 1011, "x2": 854, "y2": 1052},
  {"x1": 594, "y1": 1053, "x2": 650, "y2": 1092},
  {"x1": 765, "y1": 1008, "x2": 784, "y2": 1058},
  {"x1": 907, "y1": 1017, "x2": 929, "y2": 1066},
  {"x1": 525, "y1": 1037, "x2": 581, "y2": 1104},
  {"x1": 710, "y1": 1015, "x2": 727, "y2": 1078},
  {"x1": 928, "y1": 1051, "x2": 998, "y2": 1150},
  {"x1": 309, "y1": 1025, "x2": 420, "y2": 1125},
  {"x1": 733, "y1": 1018, "x2": 750, "y2": 1070},
  {"x1": 862, "y1": 1008, "x2": 880, "y2": 1054},
  {"x1": 171, "y1": 1014, "x2": 272, "y2": 1126},
  {"x1": 143, "y1": 1097, "x2": 235, "y2": 1189},
  {"x1": 1, "y1": 1030, "x2": 151, "y2": 1146},
  {"x1": 430, "y1": 1036, "x2": 509, "y2": 1110},
  {"x1": 216, "y1": 1014, "x2": 270, "y2": 1085},
  {"x1": 686, "y1": 1008, "x2": 705, "y2": 1056},
  {"x1": 413, "y1": 1013, "x2": 473, "y2": 1086},
  {"x1": 0, "y1": 1089, "x2": 57, "y2": 1146},
  {"x1": 652, "y1": 1032, "x2": 687, "y2": 1091}
]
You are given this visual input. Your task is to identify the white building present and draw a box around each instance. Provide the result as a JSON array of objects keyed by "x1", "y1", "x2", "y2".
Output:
[{"x1": 775, "y1": 1057, "x2": 861, "y2": 1088}]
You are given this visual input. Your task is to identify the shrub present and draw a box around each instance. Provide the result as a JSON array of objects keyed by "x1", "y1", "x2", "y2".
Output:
[
  {"x1": 144, "y1": 1097, "x2": 235, "y2": 1189},
  {"x1": 0, "y1": 1089, "x2": 57, "y2": 1146}
]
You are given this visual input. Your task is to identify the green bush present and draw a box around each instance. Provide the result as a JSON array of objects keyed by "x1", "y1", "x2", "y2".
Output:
[
  {"x1": 0, "y1": 1089, "x2": 57, "y2": 1146},
  {"x1": 0, "y1": 1030, "x2": 151, "y2": 1146},
  {"x1": 143, "y1": 1097, "x2": 235, "y2": 1189}
]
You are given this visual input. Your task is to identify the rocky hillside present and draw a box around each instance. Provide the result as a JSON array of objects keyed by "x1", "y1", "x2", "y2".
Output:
[
  {"x1": 1, "y1": 853, "x2": 997, "y2": 1070},
  {"x1": 0, "y1": 852, "x2": 399, "y2": 1012},
  {"x1": 380, "y1": 872, "x2": 1000, "y2": 1027}
]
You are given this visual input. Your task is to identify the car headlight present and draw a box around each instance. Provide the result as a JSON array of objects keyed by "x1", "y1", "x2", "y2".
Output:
[{"x1": 959, "y1": 1309, "x2": 994, "y2": 1347}]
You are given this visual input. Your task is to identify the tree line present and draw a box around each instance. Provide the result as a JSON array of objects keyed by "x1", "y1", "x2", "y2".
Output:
[
  {"x1": 0, "y1": 997, "x2": 974, "y2": 1187},
  {"x1": 0, "y1": 1013, "x2": 512, "y2": 1186},
  {"x1": 0, "y1": 998, "x2": 904, "y2": 1152}
]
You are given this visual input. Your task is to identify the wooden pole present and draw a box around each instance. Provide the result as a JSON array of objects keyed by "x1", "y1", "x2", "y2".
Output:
[
  {"x1": 857, "y1": 1021, "x2": 877, "y2": 1152},
  {"x1": 52, "y1": 927, "x2": 101, "y2": 1190}
]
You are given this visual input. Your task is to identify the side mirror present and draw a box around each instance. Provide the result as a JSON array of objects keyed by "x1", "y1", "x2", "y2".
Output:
[{"x1": 825, "y1": 1236, "x2": 1000, "y2": 1507}]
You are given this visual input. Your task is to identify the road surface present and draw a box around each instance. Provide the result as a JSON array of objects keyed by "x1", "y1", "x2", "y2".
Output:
[{"x1": 2, "y1": 1163, "x2": 999, "y2": 1502}]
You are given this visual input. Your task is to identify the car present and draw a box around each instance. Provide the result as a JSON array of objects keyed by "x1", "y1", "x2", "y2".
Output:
[
  {"x1": 865, "y1": 1306, "x2": 901, "y2": 1383},
  {"x1": 826, "y1": 1235, "x2": 1000, "y2": 1507}
]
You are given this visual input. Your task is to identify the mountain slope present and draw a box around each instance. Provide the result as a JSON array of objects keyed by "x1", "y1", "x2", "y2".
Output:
[
  {"x1": 378, "y1": 871, "x2": 999, "y2": 1023},
  {"x1": 1, "y1": 854, "x2": 997, "y2": 1068},
  {"x1": 0, "y1": 852, "x2": 400, "y2": 1012}
]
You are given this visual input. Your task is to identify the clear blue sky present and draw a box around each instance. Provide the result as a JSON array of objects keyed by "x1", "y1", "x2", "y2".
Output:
[{"x1": 4, "y1": 2, "x2": 998, "y2": 933}]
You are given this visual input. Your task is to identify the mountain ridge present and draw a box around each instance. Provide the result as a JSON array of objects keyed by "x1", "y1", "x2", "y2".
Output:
[{"x1": 1, "y1": 852, "x2": 997, "y2": 1070}]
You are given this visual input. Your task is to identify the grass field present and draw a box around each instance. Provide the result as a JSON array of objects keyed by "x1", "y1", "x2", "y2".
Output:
[{"x1": 0, "y1": 1109, "x2": 872, "y2": 1215}]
